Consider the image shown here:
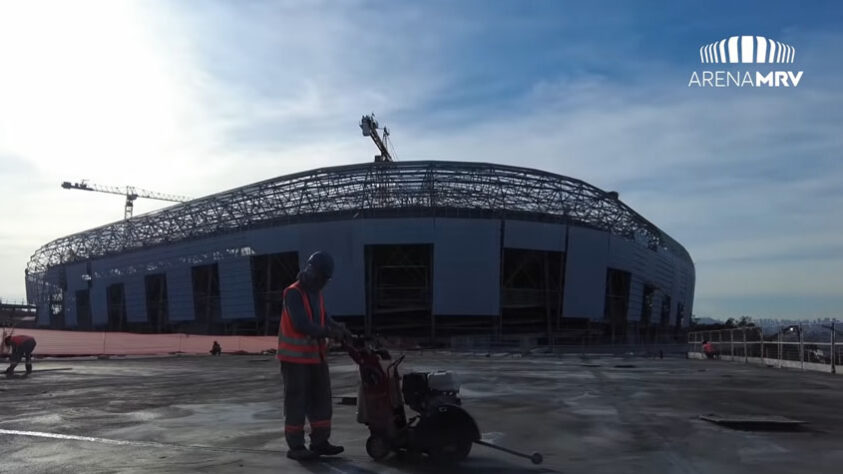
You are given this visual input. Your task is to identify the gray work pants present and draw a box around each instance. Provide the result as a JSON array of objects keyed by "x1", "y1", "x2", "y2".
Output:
[{"x1": 281, "y1": 361, "x2": 333, "y2": 449}]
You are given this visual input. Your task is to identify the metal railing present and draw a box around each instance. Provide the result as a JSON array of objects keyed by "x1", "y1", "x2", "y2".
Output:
[
  {"x1": 0, "y1": 298, "x2": 33, "y2": 307},
  {"x1": 688, "y1": 322, "x2": 843, "y2": 374}
]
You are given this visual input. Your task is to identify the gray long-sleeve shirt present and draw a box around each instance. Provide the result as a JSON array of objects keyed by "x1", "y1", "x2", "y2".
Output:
[{"x1": 284, "y1": 287, "x2": 339, "y2": 338}]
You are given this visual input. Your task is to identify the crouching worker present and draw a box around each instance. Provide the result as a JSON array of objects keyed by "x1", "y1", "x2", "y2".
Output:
[
  {"x1": 702, "y1": 340, "x2": 718, "y2": 360},
  {"x1": 4, "y1": 334, "x2": 37, "y2": 378},
  {"x1": 278, "y1": 251, "x2": 352, "y2": 462},
  {"x1": 210, "y1": 341, "x2": 222, "y2": 356}
]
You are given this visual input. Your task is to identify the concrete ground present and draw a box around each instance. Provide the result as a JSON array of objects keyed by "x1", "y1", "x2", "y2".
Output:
[{"x1": 1, "y1": 352, "x2": 842, "y2": 474}]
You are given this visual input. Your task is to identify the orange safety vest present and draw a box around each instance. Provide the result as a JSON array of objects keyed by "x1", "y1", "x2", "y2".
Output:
[
  {"x1": 9, "y1": 335, "x2": 34, "y2": 346},
  {"x1": 276, "y1": 281, "x2": 327, "y2": 364}
]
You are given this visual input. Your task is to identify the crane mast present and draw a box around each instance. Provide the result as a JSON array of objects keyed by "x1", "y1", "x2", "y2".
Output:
[{"x1": 61, "y1": 180, "x2": 189, "y2": 220}]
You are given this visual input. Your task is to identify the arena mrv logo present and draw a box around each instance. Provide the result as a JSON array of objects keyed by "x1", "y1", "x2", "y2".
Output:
[{"x1": 689, "y1": 35, "x2": 804, "y2": 88}]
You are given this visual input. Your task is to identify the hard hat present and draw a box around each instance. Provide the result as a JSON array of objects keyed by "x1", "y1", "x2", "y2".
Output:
[{"x1": 306, "y1": 251, "x2": 334, "y2": 279}]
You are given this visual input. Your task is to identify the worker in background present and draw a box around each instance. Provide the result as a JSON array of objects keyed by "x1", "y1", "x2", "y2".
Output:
[
  {"x1": 3, "y1": 333, "x2": 37, "y2": 378},
  {"x1": 210, "y1": 341, "x2": 222, "y2": 356},
  {"x1": 702, "y1": 340, "x2": 717, "y2": 359},
  {"x1": 278, "y1": 251, "x2": 352, "y2": 462}
]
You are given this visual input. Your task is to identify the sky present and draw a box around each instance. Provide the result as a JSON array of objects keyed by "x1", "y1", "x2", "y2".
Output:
[{"x1": 0, "y1": 0, "x2": 841, "y2": 319}]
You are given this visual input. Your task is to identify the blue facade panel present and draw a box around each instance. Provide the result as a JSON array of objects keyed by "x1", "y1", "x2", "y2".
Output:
[
  {"x1": 351, "y1": 218, "x2": 437, "y2": 316},
  {"x1": 563, "y1": 226, "x2": 609, "y2": 319},
  {"x1": 608, "y1": 236, "x2": 642, "y2": 323},
  {"x1": 432, "y1": 219, "x2": 500, "y2": 316},
  {"x1": 246, "y1": 226, "x2": 300, "y2": 256},
  {"x1": 299, "y1": 221, "x2": 366, "y2": 317},
  {"x1": 90, "y1": 284, "x2": 107, "y2": 327},
  {"x1": 124, "y1": 276, "x2": 147, "y2": 323},
  {"x1": 63, "y1": 262, "x2": 89, "y2": 327},
  {"x1": 504, "y1": 220, "x2": 566, "y2": 251},
  {"x1": 36, "y1": 303, "x2": 50, "y2": 326},
  {"x1": 166, "y1": 266, "x2": 194, "y2": 321},
  {"x1": 219, "y1": 258, "x2": 255, "y2": 319},
  {"x1": 52, "y1": 217, "x2": 693, "y2": 328}
]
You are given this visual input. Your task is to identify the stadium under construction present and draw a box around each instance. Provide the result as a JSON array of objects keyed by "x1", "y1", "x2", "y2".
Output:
[{"x1": 25, "y1": 158, "x2": 695, "y2": 342}]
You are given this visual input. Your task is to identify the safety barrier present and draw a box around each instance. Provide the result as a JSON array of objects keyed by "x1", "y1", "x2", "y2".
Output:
[
  {"x1": 688, "y1": 323, "x2": 843, "y2": 374},
  {"x1": 0, "y1": 329, "x2": 276, "y2": 356},
  {"x1": 449, "y1": 335, "x2": 689, "y2": 357}
]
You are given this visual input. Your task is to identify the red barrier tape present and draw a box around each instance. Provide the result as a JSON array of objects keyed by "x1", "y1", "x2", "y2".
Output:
[{"x1": 1, "y1": 329, "x2": 276, "y2": 356}]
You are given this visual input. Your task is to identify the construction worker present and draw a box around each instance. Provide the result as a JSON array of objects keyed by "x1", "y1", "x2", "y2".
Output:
[
  {"x1": 278, "y1": 251, "x2": 351, "y2": 461},
  {"x1": 210, "y1": 340, "x2": 222, "y2": 356},
  {"x1": 3, "y1": 333, "x2": 37, "y2": 378},
  {"x1": 702, "y1": 340, "x2": 717, "y2": 359}
]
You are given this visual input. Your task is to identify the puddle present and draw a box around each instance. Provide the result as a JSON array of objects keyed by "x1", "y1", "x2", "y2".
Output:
[
  {"x1": 699, "y1": 414, "x2": 806, "y2": 431},
  {"x1": 570, "y1": 407, "x2": 619, "y2": 416},
  {"x1": 0, "y1": 428, "x2": 281, "y2": 454},
  {"x1": 14, "y1": 414, "x2": 63, "y2": 424}
]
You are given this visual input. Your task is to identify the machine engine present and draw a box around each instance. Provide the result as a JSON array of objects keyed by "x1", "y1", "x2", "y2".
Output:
[{"x1": 402, "y1": 370, "x2": 461, "y2": 414}]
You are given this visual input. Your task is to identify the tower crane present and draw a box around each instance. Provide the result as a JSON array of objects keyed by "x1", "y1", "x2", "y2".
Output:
[
  {"x1": 61, "y1": 180, "x2": 190, "y2": 220},
  {"x1": 360, "y1": 114, "x2": 394, "y2": 162}
]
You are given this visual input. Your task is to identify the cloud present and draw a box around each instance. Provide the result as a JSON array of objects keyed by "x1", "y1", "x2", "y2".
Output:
[{"x1": 395, "y1": 29, "x2": 843, "y2": 318}]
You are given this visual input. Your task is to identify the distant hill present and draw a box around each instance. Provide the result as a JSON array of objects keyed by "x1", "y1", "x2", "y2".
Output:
[{"x1": 693, "y1": 317, "x2": 722, "y2": 325}]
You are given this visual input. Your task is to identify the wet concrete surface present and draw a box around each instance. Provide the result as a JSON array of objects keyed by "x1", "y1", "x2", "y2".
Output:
[{"x1": 2, "y1": 353, "x2": 843, "y2": 473}]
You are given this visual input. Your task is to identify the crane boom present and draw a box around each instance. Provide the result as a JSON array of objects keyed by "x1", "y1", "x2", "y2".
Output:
[
  {"x1": 360, "y1": 114, "x2": 393, "y2": 162},
  {"x1": 61, "y1": 180, "x2": 189, "y2": 219}
]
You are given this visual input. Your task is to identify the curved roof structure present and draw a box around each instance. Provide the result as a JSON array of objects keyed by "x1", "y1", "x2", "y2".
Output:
[{"x1": 27, "y1": 161, "x2": 692, "y2": 301}]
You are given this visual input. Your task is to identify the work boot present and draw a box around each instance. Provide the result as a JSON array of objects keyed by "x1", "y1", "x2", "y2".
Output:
[
  {"x1": 4, "y1": 368, "x2": 13, "y2": 378},
  {"x1": 286, "y1": 446, "x2": 319, "y2": 462},
  {"x1": 310, "y1": 441, "x2": 344, "y2": 456}
]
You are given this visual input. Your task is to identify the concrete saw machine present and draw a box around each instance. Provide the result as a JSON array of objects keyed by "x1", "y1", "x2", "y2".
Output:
[{"x1": 344, "y1": 336, "x2": 543, "y2": 465}]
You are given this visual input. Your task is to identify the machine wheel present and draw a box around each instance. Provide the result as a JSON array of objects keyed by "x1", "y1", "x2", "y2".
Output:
[
  {"x1": 427, "y1": 433, "x2": 473, "y2": 465},
  {"x1": 366, "y1": 435, "x2": 391, "y2": 461},
  {"x1": 416, "y1": 404, "x2": 478, "y2": 465}
]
